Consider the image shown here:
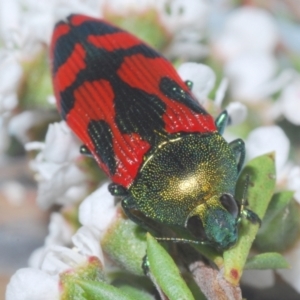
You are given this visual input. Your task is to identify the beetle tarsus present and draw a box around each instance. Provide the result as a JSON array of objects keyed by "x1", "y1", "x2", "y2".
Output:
[
  {"x1": 80, "y1": 145, "x2": 93, "y2": 157},
  {"x1": 185, "y1": 80, "x2": 193, "y2": 91},
  {"x1": 241, "y1": 208, "x2": 261, "y2": 227}
]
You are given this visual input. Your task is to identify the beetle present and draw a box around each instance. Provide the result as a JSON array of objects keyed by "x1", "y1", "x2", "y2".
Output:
[{"x1": 50, "y1": 14, "x2": 260, "y2": 250}]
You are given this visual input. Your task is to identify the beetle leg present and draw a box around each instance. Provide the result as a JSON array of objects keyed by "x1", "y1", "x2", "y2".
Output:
[
  {"x1": 238, "y1": 175, "x2": 261, "y2": 226},
  {"x1": 142, "y1": 255, "x2": 150, "y2": 276},
  {"x1": 229, "y1": 138, "x2": 245, "y2": 173},
  {"x1": 121, "y1": 197, "x2": 154, "y2": 232},
  {"x1": 240, "y1": 208, "x2": 261, "y2": 226},
  {"x1": 185, "y1": 80, "x2": 193, "y2": 91},
  {"x1": 80, "y1": 145, "x2": 93, "y2": 157},
  {"x1": 108, "y1": 183, "x2": 128, "y2": 196},
  {"x1": 215, "y1": 110, "x2": 229, "y2": 135}
]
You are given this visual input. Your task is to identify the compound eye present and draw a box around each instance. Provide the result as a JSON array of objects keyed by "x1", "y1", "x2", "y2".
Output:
[
  {"x1": 186, "y1": 215, "x2": 207, "y2": 240},
  {"x1": 220, "y1": 194, "x2": 238, "y2": 218}
]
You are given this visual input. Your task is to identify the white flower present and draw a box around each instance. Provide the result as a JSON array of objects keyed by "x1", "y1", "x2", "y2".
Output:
[
  {"x1": 176, "y1": 62, "x2": 248, "y2": 126},
  {"x1": 277, "y1": 239, "x2": 300, "y2": 293},
  {"x1": 213, "y1": 7, "x2": 278, "y2": 62},
  {"x1": 0, "y1": 116, "x2": 10, "y2": 156},
  {"x1": 226, "y1": 102, "x2": 247, "y2": 126},
  {"x1": 6, "y1": 268, "x2": 60, "y2": 300},
  {"x1": 40, "y1": 226, "x2": 103, "y2": 274},
  {"x1": 28, "y1": 212, "x2": 74, "y2": 268},
  {"x1": 286, "y1": 166, "x2": 300, "y2": 203},
  {"x1": 6, "y1": 226, "x2": 103, "y2": 300},
  {"x1": 164, "y1": 31, "x2": 209, "y2": 60},
  {"x1": 158, "y1": 0, "x2": 209, "y2": 33},
  {"x1": 8, "y1": 111, "x2": 54, "y2": 144},
  {"x1": 72, "y1": 226, "x2": 104, "y2": 263},
  {"x1": 158, "y1": 0, "x2": 210, "y2": 60},
  {"x1": 79, "y1": 182, "x2": 118, "y2": 235},
  {"x1": 246, "y1": 125, "x2": 290, "y2": 174},
  {"x1": 242, "y1": 269, "x2": 275, "y2": 289},
  {"x1": 26, "y1": 121, "x2": 88, "y2": 209},
  {"x1": 100, "y1": 0, "x2": 157, "y2": 15},
  {"x1": 0, "y1": 51, "x2": 22, "y2": 114},
  {"x1": 212, "y1": 7, "x2": 281, "y2": 102},
  {"x1": 177, "y1": 62, "x2": 216, "y2": 105},
  {"x1": 278, "y1": 164, "x2": 300, "y2": 204},
  {"x1": 1, "y1": 181, "x2": 26, "y2": 206},
  {"x1": 277, "y1": 75, "x2": 300, "y2": 125},
  {"x1": 225, "y1": 52, "x2": 278, "y2": 101},
  {"x1": 0, "y1": 0, "x2": 101, "y2": 58}
]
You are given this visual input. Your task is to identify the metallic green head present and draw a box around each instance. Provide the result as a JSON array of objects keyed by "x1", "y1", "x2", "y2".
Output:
[{"x1": 186, "y1": 194, "x2": 239, "y2": 250}]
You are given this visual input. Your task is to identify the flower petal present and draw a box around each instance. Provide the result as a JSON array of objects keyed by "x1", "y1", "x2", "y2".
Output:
[
  {"x1": 72, "y1": 226, "x2": 104, "y2": 264},
  {"x1": 6, "y1": 268, "x2": 59, "y2": 300},
  {"x1": 246, "y1": 126, "x2": 290, "y2": 173},
  {"x1": 177, "y1": 62, "x2": 215, "y2": 104},
  {"x1": 79, "y1": 183, "x2": 117, "y2": 234}
]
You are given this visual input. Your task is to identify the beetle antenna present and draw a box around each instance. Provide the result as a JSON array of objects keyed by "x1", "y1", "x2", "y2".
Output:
[{"x1": 155, "y1": 237, "x2": 206, "y2": 245}]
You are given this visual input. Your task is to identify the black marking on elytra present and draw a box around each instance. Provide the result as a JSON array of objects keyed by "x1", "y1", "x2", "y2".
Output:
[
  {"x1": 87, "y1": 120, "x2": 116, "y2": 174},
  {"x1": 159, "y1": 77, "x2": 207, "y2": 115},
  {"x1": 52, "y1": 16, "x2": 120, "y2": 74},
  {"x1": 114, "y1": 81, "x2": 166, "y2": 142}
]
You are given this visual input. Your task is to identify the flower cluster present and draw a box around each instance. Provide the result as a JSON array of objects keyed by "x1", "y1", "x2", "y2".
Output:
[{"x1": 2, "y1": 0, "x2": 300, "y2": 299}]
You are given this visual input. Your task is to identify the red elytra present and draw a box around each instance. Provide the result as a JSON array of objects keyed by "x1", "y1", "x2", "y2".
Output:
[{"x1": 50, "y1": 14, "x2": 216, "y2": 188}]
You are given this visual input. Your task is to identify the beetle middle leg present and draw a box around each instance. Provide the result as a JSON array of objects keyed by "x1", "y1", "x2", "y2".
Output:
[
  {"x1": 229, "y1": 139, "x2": 245, "y2": 174},
  {"x1": 215, "y1": 110, "x2": 229, "y2": 135}
]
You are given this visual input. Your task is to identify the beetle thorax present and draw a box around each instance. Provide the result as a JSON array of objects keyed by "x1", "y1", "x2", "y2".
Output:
[{"x1": 129, "y1": 133, "x2": 239, "y2": 226}]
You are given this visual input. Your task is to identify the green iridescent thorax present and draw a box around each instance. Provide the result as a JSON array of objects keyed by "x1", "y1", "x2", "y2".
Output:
[{"x1": 129, "y1": 133, "x2": 239, "y2": 235}]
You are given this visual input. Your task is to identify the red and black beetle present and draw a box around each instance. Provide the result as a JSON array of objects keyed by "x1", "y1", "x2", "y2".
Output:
[{"x1": 50, "y1": 14, "x2": 260, "y2": 250}]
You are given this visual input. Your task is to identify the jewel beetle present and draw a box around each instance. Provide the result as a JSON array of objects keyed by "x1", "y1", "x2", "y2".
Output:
[{"x1": 50, "y1": 14, "x2": 260, "y2": 250}]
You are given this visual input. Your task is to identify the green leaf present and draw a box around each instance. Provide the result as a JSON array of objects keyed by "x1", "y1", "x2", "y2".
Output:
[
  {"x1": 76, "y1": 280, "x2": 135, "y2": 300},
  {"x1": 146, "y1": 233, "x2": 195, "y2": 300},
  {"x1": 20, "y1": 51, "x2": 53, "y2": 109},
  {"x1": 255, "y1": 191, "x2": 300, "y2": 252},
  {"x1": 118, "y1": 284, "x2": 155, "y2": 300},
  {"x1": 60, "y1": 257, "x2": 108, "y2": 300},
  {"x1": 245, "y1": 252, "x2": 289, "y2": 270},
  {"x1": 102, "y1": 217, "x2": 147, "y2": 276},
  {"x1": 223, "y1": 153, "x2": 276, "y2": 285},
  {"x1": 261, "y1": 191, "x2": 294, "y2": 225}
]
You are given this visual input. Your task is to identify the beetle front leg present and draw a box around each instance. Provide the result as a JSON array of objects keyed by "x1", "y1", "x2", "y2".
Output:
[
  {"x1": 229, "y1": 138, "x2": 245, "y2": 173},
  {"x1": 215, "y1": 110, "x2": 229, "y2": 135},
  {"x1": 122, "y1": 197, "x2": 154, "y2": 233}
]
